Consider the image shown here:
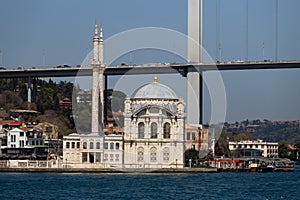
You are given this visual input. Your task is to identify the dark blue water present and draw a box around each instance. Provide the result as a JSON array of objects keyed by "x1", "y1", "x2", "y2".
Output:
[{"x1": 0, "y1": 167, "x2": 300, "y2": 200}]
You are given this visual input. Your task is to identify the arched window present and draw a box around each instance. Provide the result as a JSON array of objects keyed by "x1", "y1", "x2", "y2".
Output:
[
  {"x1": 163, "y1": 147, "x2": 170, "y2": 162},
  {"x1": 116, "y1": 143, "x2": 120, "y2": 150},
  {"x1": 83, "y1": 142, "x2": 87, "y2": 149},
  {"x1": 137, "y1": 147, "x2": 144, "y2": 162},
  {"x1": 138, "y1": 122, "x2": 145, "y2": 139},
  {"x1": 90, "y1": 142, "x2": 94, "y2": 149},
  {"x1": 96, "y1": 142, "x2": 100, "y2": 149},
  {"x1": 66, "y1": 142, "x2": 70, "y2": 148},
  {"x1": 150, "y1": 147, "x2": 157, "y2": 162},
  {"x1": 151, "y1": 123, "x2": 158, "y2": 139},
  {"x1": 163, "y1": 122, "x2": 171, "y2": 139},
  {"x1": 110, "y1": 143, "x2": 114, "y2": 150}
]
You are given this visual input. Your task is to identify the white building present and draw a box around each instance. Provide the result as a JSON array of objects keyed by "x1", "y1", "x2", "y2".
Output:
[
  {"x1": 229, "y1": 139, "x2": 278, "y2": 158},
  {"x1": 63, "y1": 133, "x2": 123, "y2": 168},
  {"x1": 123, "y1": 76, "x2": 185, "y2": 168},
  {"x1": 7, "y1": 128, "x2": 44, "y2": 148}
]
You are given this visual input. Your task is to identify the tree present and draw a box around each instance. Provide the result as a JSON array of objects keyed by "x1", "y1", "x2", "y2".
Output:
[
  {"x1": 278, "y1": 141, "x2": 289, "y2": 158},
  {"x1": 215, "y1": 131, "x2": 230, "y2": 157},
  {"x1": 184, "y1": 149, "x2": 199, "y2": 166}
]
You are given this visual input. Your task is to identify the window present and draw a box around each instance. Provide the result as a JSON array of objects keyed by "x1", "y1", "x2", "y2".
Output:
[
  {"x1": 115, "y1": 154, "x2": 119, "y2": 162},
  {"x1": 20, "y1": 132, "x2": 24, "y2": 137},
  {"x1": 96, "y1": 142, "x2": 100, "y2": 149},
  {"x1": 89, "y1": 152, "x2": 94, "y2": 163},
  {"x1": 110, "y1": 143, "x2": 114, "y2": 150},
  {"x1": 138, "y1": 122, "x2": 145, "y2": 139},
  {"x1": 90, "y1": 142, "x2": 94, "y2": 149},
  {"x1": 137, "y1": 147, "x2": 144, "y2": 162},
  {"x1": 163, "y1": 123, "x2": 171, "y2": 139},
  {"x1": 66, "y1": 142, "x2": 70, "y2": 148},
  {"x1": 72, "y1": 142, "x2": 75, "y2": 149},
  {"x1": 110, "y1": 154, "x2": 114, "y2": 162},
  {"x1": 187, "y1": 132, "x2": 190, "y2": 140},
  {"x1": 192, "y1": 132, "x2": 196, "y2": 140},
  {"x1": 104, "y1": 154, "x2": 108, "y2": 161},
  {"x1": 151, "y1": 123, "x2": 158, "y2": 138},
  {"x1": 96, "y1": 152, "x2": 101, "y2": 162},
  {"x1": 163, "y1": 147, "x2": 170, "y2": 162},
  {"x1": 150, "y1": 147, "x2": 157, "y2": 162},
  {"x1": 255, "y1": 145, "x2": 258, "y2": 148},
  {"x1": 104, "y1": 143, "x2": 108, "y2": 149},
  {"x1": 83, "y1": 142, "x2": 87, "y2": 149},
  {"x1": 116, "y1": 143, "x2": 120, "y2": 150},
  {"x1": 82, "y1": 152, "x2": 88, "y2": 163},
  {"x1": 77, "y1": 142, "x2": 80, "y2": 149}
]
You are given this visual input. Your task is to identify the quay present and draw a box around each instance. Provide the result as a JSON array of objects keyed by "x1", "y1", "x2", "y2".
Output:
[{"x1": 209, "y1": 157, "x2": 295, "y2": 172}]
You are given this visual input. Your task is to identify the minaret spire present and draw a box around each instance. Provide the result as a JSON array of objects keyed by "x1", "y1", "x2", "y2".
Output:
[
  {"x1": 99, "y1": 23, "x2": 104, "y2": 66},
  {"x1": 94, "y1": 21, "x2": 99, "y2": 40},
  {"x1": 92, "y1": 21, "x2": 99, "y2": 65}
]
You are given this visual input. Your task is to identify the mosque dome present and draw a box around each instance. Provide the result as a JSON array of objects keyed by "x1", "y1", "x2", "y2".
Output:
[{"x1": 132, "y1": 76, "x2": 178, "y2": 100}]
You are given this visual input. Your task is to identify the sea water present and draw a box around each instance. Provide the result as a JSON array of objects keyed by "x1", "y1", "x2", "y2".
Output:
[{"x1": 0, "y1": 166, "x2": 299, "y2": 200}]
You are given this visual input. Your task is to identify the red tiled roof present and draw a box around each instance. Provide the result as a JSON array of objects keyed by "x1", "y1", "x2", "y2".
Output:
[{"x1": 9, "y1": 122, "x2": 22, "y2": 126}]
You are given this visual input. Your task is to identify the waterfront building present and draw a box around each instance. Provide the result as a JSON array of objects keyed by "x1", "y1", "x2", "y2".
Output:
[
  {"x1": 229, "y1": 139, "x2": 278, "y2": 158},
  {"x1": 63, "y1": 133, "x2": 104, "y2": 168},
  {"x1": 63, "y1": 133, "x2": 124, "y2": 168},
  {"x1": 7, "y1": 127, "x2": 44, "y2": 148},
  {"x1": 185, "y1": 124, "x2": 210, "y2": 158},
  {"x1": 123, "y1": 76, "x2": 185, "y2": 168}
]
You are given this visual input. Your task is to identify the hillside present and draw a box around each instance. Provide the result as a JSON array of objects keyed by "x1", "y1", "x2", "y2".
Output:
[{"x1": 224, "y1": 119, "x2": 300, "y2": 144}]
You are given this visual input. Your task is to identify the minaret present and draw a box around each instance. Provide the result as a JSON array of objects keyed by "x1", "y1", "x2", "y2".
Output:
[
  {"x1": 98, "y1": 24, "x2": 105, "y2": 130},
  {"x1": 91, "y1": 22, "x2": 100, "y2": 134}
]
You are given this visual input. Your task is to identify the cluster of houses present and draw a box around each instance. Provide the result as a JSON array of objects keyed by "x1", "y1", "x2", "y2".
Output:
[{"x1": 0, "y1": 112, "x2": 61, "y2": 160}]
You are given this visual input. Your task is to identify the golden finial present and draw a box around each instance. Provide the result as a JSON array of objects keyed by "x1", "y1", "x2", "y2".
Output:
[{"x1": 153, "y1": 75, "x2": 158, "y2": 84}]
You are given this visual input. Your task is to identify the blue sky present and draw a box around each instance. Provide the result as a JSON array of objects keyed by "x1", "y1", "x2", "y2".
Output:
[{"x1": 1, "y1": 0, "x2": 300, "y2": 123}]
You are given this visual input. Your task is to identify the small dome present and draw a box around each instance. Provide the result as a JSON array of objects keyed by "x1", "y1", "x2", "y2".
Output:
[{"x1": 132, "y1": 77, "x2": 178, "y2": 100}]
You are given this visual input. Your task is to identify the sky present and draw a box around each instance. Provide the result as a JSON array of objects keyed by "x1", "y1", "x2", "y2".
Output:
[{"x1": 1, "y1": 0, "x2": 300, "y2": 123}]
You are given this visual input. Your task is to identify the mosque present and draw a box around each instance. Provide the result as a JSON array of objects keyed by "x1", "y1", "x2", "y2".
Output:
[{"x1": 63, "y1": 23, "x2": 208, "y2": 169}]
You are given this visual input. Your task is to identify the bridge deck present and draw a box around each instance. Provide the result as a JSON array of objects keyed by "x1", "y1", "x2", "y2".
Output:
[{"x1": 0, "y1": 61, "x2": 300, "y2": 78}]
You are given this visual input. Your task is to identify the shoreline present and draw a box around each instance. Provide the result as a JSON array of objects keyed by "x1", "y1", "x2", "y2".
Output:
[{"x1": 0, "y1": 167, "x2": 218, "y2": 174}]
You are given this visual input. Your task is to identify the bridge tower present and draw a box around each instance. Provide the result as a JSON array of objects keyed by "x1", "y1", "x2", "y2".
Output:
[
  {"x1": 187, "y1": 0, "x2": 203, "y2": 125},
  {"x1": 91, "y1": 22, "x2": 105, "y2": 134}
]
